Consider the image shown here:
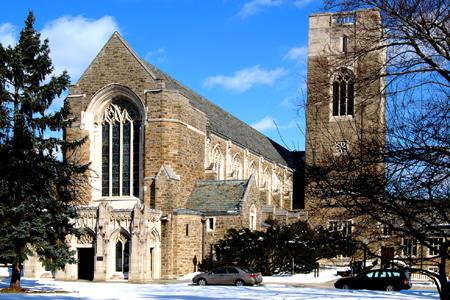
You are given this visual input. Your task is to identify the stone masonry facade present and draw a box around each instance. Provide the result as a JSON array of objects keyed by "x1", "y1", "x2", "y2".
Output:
[
  {"x1": 24, "y1": 30, "x2": 300, "y2": 281},
  {"x1": 24, "y1": 8, "x2": 391, "y2": 281}
]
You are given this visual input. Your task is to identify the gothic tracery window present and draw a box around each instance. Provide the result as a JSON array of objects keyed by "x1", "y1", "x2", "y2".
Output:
[
  {"x1": 275, "y1": 173, "x2": 282, "y2": 192},
  {"x1": 115, "y1": 234, "x2": 130, "y2": 273},
  {"x1": 232, "y1": 154, "x2": 242, "y2": 179},
  {"x1": 102, "y1": 99, "x2": 141, "y2": 197},
  {"x1": 249, "y1": 161, "x2": 258, "y2": 185},
  {"x1": 212, "y1": 146, "x2": 223, "y2": 180},
  {"x1": 263, "y1": 168, "x2": 270, "y2": 190},
  {"x1": 332, "y1": 68, "x2": 354, "y2": 116}
]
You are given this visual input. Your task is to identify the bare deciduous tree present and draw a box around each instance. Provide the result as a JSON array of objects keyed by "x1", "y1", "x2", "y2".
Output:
[{"x1": 304, "y1": 1, "x2": 450, "y2": 298}]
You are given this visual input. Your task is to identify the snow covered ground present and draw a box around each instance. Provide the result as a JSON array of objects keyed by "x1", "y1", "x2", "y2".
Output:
[{"x1": 0, "y1": 267, "x2": 440, "y2": 299}]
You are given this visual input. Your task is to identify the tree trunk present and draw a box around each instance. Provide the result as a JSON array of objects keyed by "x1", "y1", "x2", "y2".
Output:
[
  {"x1": 10, "y1": 262, "x2": 21, "y2": 289},
  {"x1": 438, "y1": 243, "x2": 449, "y2": 300}
]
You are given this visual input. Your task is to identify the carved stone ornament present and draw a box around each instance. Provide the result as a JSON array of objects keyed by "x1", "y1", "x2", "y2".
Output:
[
  {"x1": 110, "y1": 213, "x2": 132, "y2": 222},
  {"x1": 334, "y1": 141, "x2": 349, "y2": 156},
  {"x1": 78, "y1": 234, "x2": 94, "y2": 245}
]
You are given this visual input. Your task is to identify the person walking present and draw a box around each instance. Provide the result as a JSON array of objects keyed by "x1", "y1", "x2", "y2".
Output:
[
  {"x1": 350, "y1": 258, "x2": 356, "y2": 276},
  {"x1": 356, "y1": 258, "x2": 362, "y2": 274}
]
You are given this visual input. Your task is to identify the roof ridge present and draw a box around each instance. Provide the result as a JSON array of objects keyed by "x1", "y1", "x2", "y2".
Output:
[
  {"x1": 77, "y1": 32, "x2": 157, "y2": 84},
  {"x1": 137, "y1": 57, "x2": 290, "y2": 167}
]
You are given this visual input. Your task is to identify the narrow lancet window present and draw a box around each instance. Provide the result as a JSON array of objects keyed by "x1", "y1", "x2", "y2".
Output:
[{"x1": 332, "y1": 69, "x2": 354, "y2": 117}]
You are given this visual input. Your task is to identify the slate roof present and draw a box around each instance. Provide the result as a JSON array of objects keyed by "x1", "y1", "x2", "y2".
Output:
[
  {"x1": 138, "y1": 58, "x2": 290, "y2": 167},
  {"x1": 186, "y1": 180, "x2": 249, "y2": 213}
]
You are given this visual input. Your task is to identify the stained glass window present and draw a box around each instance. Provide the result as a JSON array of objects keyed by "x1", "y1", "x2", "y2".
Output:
[
  {"x1": 122, "y1": 123, "x2": 131, "y2": 196},
  {"x1": 102, "y1": 99, "x2": 141, "y2": 198},
  {"x1": 133, "y1": 123, "x2": 140, "y2": 195},
  {"x1": 102, "y1": 125, "x2": 110, "y2": 197}
]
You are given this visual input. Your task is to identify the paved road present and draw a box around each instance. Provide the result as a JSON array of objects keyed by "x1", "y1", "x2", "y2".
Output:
[
  {"x1": 156, "y1": 278, "x2": 438, "y2": 292},
  {"x1": 282, "y1": 279, "x2": 438, "y2": 292},
  {"x1": 1, "y1": 276, "x2": 439, "y2": 293}
]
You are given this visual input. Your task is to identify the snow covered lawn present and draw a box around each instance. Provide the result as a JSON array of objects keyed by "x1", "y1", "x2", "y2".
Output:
[{"x1": 0, "y1": 268, "x2": 439, "y2": 299}]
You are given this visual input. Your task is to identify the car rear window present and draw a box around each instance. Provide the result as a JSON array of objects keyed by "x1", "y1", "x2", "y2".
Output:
[
  {"x1": 240, "y1": 267, "x2": 256, "y2": 273},
  {"x1": 390, "y1": 271, "x2": 401, "y2": 278}
]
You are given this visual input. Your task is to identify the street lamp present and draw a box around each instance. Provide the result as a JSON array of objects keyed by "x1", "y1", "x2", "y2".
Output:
[
  {"x1": 201, "y1": 216, "x2": 207, "y2": 271},
  {"x1": 210, "y1": 237, "x2": 214, "y2": 270}
]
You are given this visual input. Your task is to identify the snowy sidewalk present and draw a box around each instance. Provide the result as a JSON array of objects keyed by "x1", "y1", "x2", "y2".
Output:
[{"x1": 0, "y1": 268, "x2": 440, "y2": 300}]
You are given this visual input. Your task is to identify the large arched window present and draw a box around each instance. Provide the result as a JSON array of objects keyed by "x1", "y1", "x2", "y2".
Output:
[
  {"x1": 332, "y1": 68, "x2": 354, "y2": 116},
  {"x1": 102, "y1": 99, "x2": 141, "y2": 197}
]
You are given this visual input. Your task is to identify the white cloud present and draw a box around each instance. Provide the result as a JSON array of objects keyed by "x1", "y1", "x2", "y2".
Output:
[
  {"x1": 145, "y1": 47, "x2": 166, "y2": 64},
  {"x1": 283, "y1": 120, "x2": 297, "y2": 129},
  {"x1": 203, "y1": 65, "x2": 286, "y2": 93},
  {"x1": 40, "y1": 15, "x2": 119, "y2": 81},
  {"x1": 0, "y1": 23, "x2": 18, "y2": 47},
  {"x1": 280, "y1": 95, "x2": 295, "y2": 108},
  {"x1": 251, "y1": 116, "x2": 277, "y2": 132},
  {"x1": 293, "y1": 0, "x2": 315, "y2": 8},
  {"x1": 251, "y1": 116, "x2": 297, "y2": 133},
  {"x1": 284, "y1": 46, "x2": 308, "y2": 64},
  {"x1": 237, "y1": 0, "x2": 285, "y2": 19}
]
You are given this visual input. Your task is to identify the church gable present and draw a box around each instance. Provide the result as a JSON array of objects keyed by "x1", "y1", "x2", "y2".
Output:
[{"x1": 72, "y1": 32, "x2": 158, "y2": 112}]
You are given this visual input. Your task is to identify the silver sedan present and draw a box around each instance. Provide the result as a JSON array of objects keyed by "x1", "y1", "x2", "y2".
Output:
[{"x1": 192, "y1": 266, "x2": 263, "y2": 286}]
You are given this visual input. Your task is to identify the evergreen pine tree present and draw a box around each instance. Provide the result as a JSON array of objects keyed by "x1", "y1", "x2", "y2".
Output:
[{"x1": 0, "y1": 11, "x2": 89, "y2": 290}]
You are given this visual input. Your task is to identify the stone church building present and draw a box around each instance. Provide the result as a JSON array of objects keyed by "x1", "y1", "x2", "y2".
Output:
[
  {"x1": 24, "y1": 27, "x2": 303, "y2": 281},
  {"x1": 23, "y1": 8, "x2": 386, "y2": 281}
]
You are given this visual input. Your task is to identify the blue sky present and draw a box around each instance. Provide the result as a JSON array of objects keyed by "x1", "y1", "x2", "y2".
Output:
[{"x1": 0, "y1": 0, "x2": 322, "y2": 151}]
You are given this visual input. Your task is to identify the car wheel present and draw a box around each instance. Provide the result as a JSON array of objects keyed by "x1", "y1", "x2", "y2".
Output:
[
  {"x1": 342, "y1": 284, "x2": 351, "y2": 290},
  {"x1": 198, "y1": 278, "x2": 207, "y2": 286},
  {"x1": 386, "y1": 285, "x2": 395, "y2": 291},
  {"x1": 235, "y1": 279, "x2": 245, "y2": 286}
]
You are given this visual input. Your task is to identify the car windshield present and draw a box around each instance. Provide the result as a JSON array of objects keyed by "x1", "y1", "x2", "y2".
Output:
[{"x1": 240, "y1": 267, "x2": 256, "y2": 273}]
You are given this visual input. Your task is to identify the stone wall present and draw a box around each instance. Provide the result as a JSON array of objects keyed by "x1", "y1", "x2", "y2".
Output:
[
  {"x1": 59, "y1": 31, "x2": 299, "y2": 281},
  {"x1": 305, "y1": 9, "x2": 385, "y2": 222},
  {"x1": 210, "y1": 134, "x2": 293, "y2": 211}
]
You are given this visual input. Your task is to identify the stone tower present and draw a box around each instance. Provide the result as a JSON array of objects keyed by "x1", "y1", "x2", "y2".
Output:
[{"x1": 305, "y1": 9, "x2": 386, "y2": 228}]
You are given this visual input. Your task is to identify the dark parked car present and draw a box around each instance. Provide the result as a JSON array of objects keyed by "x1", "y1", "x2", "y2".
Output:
[
  {"x1": 192, "y1": 266, "x2": 263, "y2": 286},
  {"x1": 335, "y1": 269, "x2": 412, "y2": 291}
]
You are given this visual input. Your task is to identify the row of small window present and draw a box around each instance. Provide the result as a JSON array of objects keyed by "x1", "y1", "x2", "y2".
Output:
[
  {"x1": 329, "y1": 221, "x2": 443, "y2": 257},
  {"x1": 328, "y1": 220, "x2": 353, "y2": 235},
  {"x1": 403, "y1": 238, "x2": 443, "y2": 257}
]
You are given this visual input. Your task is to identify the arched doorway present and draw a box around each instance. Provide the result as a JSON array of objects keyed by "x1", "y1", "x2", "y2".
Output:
[
  {"x1": 77, "y1": 231, "x2": 95, "y2": 281},
  {"x1": 115, "y1": 239, "x2": 130, "y2": 274},
  {"x1": 113, "y1": 231, "x2": 130, "y2": 279}
]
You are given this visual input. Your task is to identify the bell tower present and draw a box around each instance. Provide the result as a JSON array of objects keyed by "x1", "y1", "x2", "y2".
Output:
[{"x1": 305, "y1": 9, "x2": 386, "y2": 222}]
